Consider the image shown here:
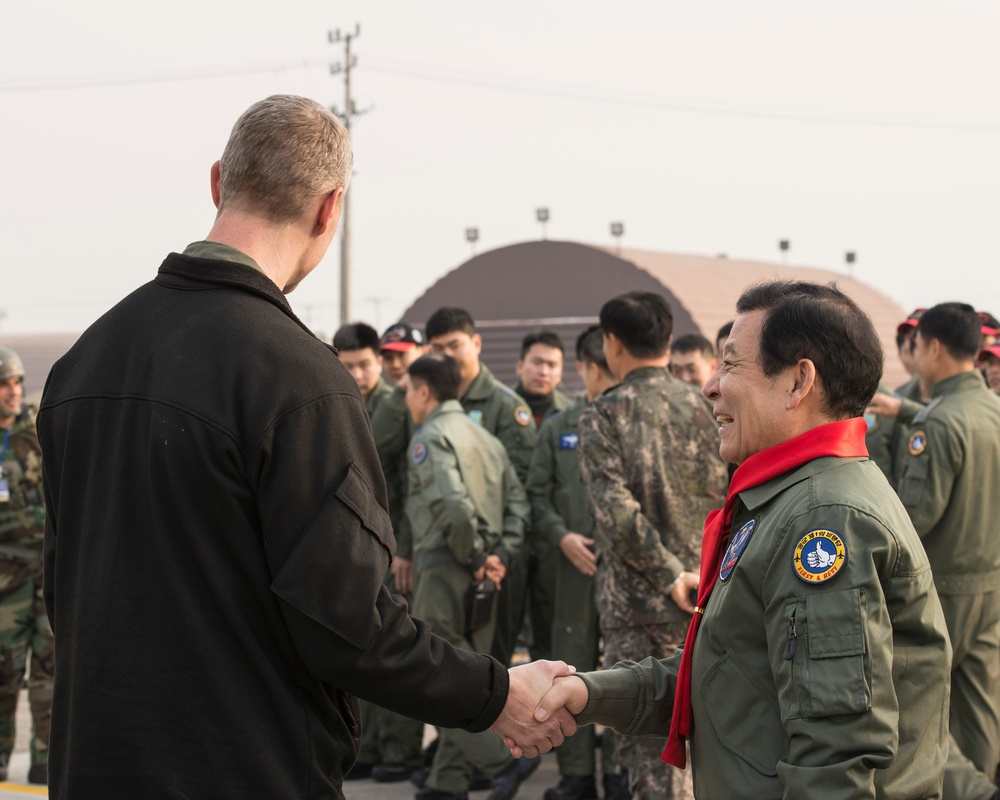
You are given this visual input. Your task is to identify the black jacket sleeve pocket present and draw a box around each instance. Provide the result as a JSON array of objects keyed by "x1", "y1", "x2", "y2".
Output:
[{"x1": 271, "y1": 463, "x2": 394, "y2": 651}]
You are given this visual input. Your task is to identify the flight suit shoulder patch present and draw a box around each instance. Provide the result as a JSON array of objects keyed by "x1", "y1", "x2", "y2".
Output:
[
  {"x1": 514, "y1": 405, "x2": 532, "y2": 427},
  {"x1": 411, "y1": 441, "x2": 428, "y2": 465},
  {"x1": 559, "y1": 432, "x2": 579, "y2": 450},
  {"x1": 467, "y1": 410, "x2": 484, "y2": 426},
  {"x1": 792, "y1": 528, "x2": 847, "y2": 585},
  {"x1": 908, "y1": 430, "x2": 928, "y2": 456},
  {"x1": 719, "y1": 518, "x2": 757, "y2": 581}
]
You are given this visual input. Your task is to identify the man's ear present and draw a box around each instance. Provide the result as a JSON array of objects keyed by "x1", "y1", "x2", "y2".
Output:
[
  {"x1": 786, "y1": 358, "x2": 818, "y2": 410},
  {"x1": 315, "y1": 187, "x2": 345, "y2": 235},
  {"x1": 210, "y1": 161, "x2": 222, "y2": 208}
]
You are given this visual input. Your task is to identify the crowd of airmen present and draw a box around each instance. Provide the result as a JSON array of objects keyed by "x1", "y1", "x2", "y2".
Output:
[
  {"x1": 326, "y1": 296, "x2": 1000, "y2": 800},
  {"x1": 1, "y1": 291, "x2": 999, "y2": 798}
]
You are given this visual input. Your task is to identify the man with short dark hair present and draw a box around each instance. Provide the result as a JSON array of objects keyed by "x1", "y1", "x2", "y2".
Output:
[
  {"x1": 37, "y1": 95, "x2": 572, "y2": 798},
  {"x1": 979, "y1": 344, "x2": 1000, "y2": 394},
  {"x1": 404, "y1": 353, "x2": 536, "y2": 800},
  {"x1": 528, "y1": 327, "x2": 624, "y2": 800},
  {"x1": 577, "y1": 291, "x2": 727, "y2": 799},
  {"x1": 897, "y1": 302, "x2": 1000, "y2": 799},
  {"x1": 334, "y1": 321, "x2": 391, "y2": 416},
  {"x1": 514, "y1": 331, "x2": 569, "y2": 426},
  {"x1": 529, "y1": 280, "x2": 952, "y2": 799},
  {"x1": 513, "y1": 330, "x2": 569, "y2": 665},
  {"x1": 426, "y1": 307, "x2": 537, "y2": 666},
  {"x1": 669, "y1": 334, "x2": 718, "y2": 389}
]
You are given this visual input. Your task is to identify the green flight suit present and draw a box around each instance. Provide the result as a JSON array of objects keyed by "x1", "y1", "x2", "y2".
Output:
[
  {"x1": 355, "y1": 384, "x2": 424, "y2": 771},
  {"x1": 576, "y1": 455, "x2": 952, "y2": 799},
  {"x1": 405, "y1": 400, "x2": 529, "y2": 793},
  {"x1": 460, "y1": 365, "x2": 537, "y2": 665},
  {"x1": 526, "y1": 399, "x2": 620, "y2": 781},
  {"x1": 897, "y1": 369, "x2": 1000, "y2": 799},
  {"x1": 514, "y1": 383, "x2": 572, "y2": 664},
  {"x1": 866, "y1": 375, "x2": 926, "y2": 488}
]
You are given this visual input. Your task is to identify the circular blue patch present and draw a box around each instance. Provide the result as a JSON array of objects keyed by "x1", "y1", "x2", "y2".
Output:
[
  {"x1": 719, "y1": 519, "x2": 757, "y2": 581},
  {"x1": 411, "y1": 441, "x2": 428, "y2": 465},
  {"x1": 792, "y1": 529, "x2": 847, "y2": 584}
]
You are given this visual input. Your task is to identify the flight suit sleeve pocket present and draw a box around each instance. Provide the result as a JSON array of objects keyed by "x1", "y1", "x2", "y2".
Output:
[
  {"x1": 898, "y1": 453, "x2": 929, "y2": 509},
  {"x1": 272, "y1": 463, "x2": 394, "y2": 651},
  {"x1": 794, "y1": 589, "x2": 872, "y2": 718}
]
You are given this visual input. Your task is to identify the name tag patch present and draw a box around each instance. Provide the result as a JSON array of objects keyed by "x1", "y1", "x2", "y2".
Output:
[
  {"x1": 792, "y1": 529, "x2": 847, "y2": 584},
  {"x1": 559, "y1": 432, "x2": 579, "y2": 450},
  {"x1": 719, "y1": 519, "x2": 756, "y2": 581}
]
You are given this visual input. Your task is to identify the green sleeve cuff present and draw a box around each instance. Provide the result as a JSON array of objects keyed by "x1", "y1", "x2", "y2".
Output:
[{"x1": 576, "y1": 666, "x2": 642, "y2": 731}]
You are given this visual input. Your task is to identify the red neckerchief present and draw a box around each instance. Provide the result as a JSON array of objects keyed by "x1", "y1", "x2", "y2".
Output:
[{"x1": 662, "y1": 417, "x2": 869, "y2": 768}]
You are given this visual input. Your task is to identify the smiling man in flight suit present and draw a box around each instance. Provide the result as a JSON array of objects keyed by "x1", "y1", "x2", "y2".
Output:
[{"x1": 525, "y1": 281, "x2": 954, "y2": 799}]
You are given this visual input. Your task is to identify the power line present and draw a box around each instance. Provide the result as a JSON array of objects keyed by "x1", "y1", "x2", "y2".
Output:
[{"x1": 2, "y1": 50, "x2": 998, "y2": 132}]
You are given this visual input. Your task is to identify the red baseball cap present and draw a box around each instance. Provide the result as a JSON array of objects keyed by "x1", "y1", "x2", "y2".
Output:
[
  {"x1": 380, "y1": 323, "x2": 424, "y2": 352},
  {"x1": 896, "y1": 308, "x2": 925, "y2": 337},
  {"x1": 978, "y1": 344, "x2": 1000, "y2": 362}
]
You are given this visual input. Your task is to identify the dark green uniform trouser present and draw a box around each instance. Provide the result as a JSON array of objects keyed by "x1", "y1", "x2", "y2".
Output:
[
  {"x1": 413, "y1": 561, "x2": 513, "y2": 793},
  {"x1": 551, "y1": 551, "x2": 619, "y2": 779},
  {"x1": 526, "y1": 537, "x2": 557, "y2": 662},
  {"x1": 940, "y1": 590, "x2": 1000, "y2": 800}
]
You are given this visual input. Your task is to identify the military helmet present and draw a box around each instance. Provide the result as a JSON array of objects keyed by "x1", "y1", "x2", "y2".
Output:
[{"x1": 0, "y1": 347, "x2": 25, "y2": 382}]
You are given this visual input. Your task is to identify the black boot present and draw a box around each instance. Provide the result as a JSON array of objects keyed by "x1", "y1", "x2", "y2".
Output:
[
  {"x1": 543, "y1": 774, "x2": 598, "y2": 800},
  {"x1": 603, "y1": 771, "x2": 629, "y2": 800}
]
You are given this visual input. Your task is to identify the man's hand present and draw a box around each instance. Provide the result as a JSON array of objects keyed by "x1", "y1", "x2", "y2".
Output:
[
  {"x1": 866, "y1": 392, "x2": 902, "y2": 419},
  {"x1": 390, "y1": 557, "x2": 413, "y2": 594},
  {"x1": 558, "y1": 532, "x2": 597, "y2": 577},
  {"x1": 474, "y1": 554, "x2": 506, "y2": 588},
  {"x1": 670, "y1": 571, "x2": 699, "y2": 614},
  {"x1": 535, "y1": 675, "x2": 589, "y2": 721},
  {"x1": 491, "y1": 660, "x2": 578, "y2": 758}
]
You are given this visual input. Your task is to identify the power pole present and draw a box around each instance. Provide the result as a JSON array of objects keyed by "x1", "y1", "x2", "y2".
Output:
[{"x1": 329, "y1": 24, "x2": 367, "y2": 326}]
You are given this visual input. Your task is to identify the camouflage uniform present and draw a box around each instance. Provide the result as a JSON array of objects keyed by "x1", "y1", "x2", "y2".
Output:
[
  {"x1": 355, "y1": 384, "x2": 424, "y2": 773},
  {"x1": 405, "y1": 399, "x2": 529, "y2": 793},
  {"x1": 459, "y1": 365, "x2": 536, "y2": 666},
  {"x1": 513, "y1": 382, "x2": 571, "y2": 663},
  {"x1": 0, "y1": 406, "x2": 53, "y2": 775},
  {"x1": 578, "y1": 366, "x2": 727, "y2": 800},
  {"x1": 526, "y1": 399, "x2": 621, "y2": 785},
  {"x1": 897, "y1": 369, "x2": 1000, "y2": 799}
]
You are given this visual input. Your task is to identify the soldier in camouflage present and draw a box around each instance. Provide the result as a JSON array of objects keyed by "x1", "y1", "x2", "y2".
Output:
[
  {"x1": 0, "y1": 346, "x2": 52, "y2": 785},
  {"x1": 577, "y1": 295, "x2": 727, "y2": 800}
]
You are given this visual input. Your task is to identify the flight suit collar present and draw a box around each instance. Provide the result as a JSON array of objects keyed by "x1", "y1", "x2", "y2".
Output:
[
  {"x1": 930, "y1": 369, "x2": 987, "y2": 398},
  {"x1": 462, "y1": 364, "x2": 499, "y2": 402},
  {"x1": 424, "y1": 399, "x2": 465, "y2": 425},
  {"x1": 738, "y1": 455, "x2": 864, "y2": 511}
]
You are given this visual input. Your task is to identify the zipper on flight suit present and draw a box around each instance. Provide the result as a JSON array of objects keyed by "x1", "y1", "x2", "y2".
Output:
[{"x1": 783, "y1": 614, "x2": 797, "y2": 661}]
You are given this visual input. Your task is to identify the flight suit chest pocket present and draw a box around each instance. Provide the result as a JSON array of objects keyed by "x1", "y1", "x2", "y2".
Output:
[{"x1": 784, "y1": 588, "x2": 871, "y2": 719}]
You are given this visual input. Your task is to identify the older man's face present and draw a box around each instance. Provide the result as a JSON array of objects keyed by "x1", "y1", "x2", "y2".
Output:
[{"x1": 703, "y1": 310, "x2": 791, "y2": 465}]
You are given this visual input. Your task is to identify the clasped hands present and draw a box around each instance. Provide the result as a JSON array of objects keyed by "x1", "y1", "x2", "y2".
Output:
[{"x1": 490, "y1": 660, "x2": 590, "y2": 758}]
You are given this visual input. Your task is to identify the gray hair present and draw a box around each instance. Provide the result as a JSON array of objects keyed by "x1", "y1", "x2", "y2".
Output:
[{"x1": 218, "y1": 95, "x2": 353, "y2": 223}]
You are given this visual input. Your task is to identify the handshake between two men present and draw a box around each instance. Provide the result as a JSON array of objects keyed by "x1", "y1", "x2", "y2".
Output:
[{"x1": 490, "y1": 660, "x2": 592, "y2": 758}]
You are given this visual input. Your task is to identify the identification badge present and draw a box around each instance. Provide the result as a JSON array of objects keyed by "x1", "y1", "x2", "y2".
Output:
[
  {"x1": 559, "y1": 433, "x2": 579, "y2": 450},
  {"x1": 0, "y1": 478, "x2": 8, "y2": 503}
]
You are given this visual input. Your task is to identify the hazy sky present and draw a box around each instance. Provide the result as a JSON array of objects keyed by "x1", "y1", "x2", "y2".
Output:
[{"x1": 2, "y1": 1, "x2": 997, "y2": 338}]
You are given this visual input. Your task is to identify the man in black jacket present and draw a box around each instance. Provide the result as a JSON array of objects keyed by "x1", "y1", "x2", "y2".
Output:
[{"x1": 37, "y1": 95, "x2": 571, "y2": 800}]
